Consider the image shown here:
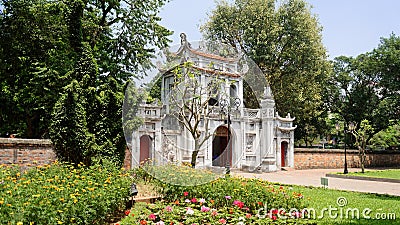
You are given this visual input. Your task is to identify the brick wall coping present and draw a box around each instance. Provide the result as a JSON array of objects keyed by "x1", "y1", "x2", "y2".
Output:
[
  {"x1": 295, "y1": 148, "x2": 400, "y2": 155},
  {"x1": 0, "y1": 138, "x2": 52, "y2": 145},
  {"x1": 295, "y1": 148, "x2": 358, "y2": 154}
]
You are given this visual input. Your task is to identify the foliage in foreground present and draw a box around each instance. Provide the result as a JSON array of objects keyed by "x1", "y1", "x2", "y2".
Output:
[
  {"x1": 0, "y1": 162, "x2": 132, "y2": 225},
  {"x1": 124, "y1": 165, "x2": 316, "y2": 224},
  {"x1": 120, "y1": 200, "x2": 316, "y2": 225}
]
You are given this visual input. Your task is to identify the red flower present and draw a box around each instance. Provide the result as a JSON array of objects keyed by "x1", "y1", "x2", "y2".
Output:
[
  {"x1": 272, "y1": 215, "x2": 277, "y2": 221},
  {"x1": 271, "y1": 209, "x2": 279, "y2": 215},
  {"x1": 245, "y1": 213, "x2": 252, "y2": 219},
  {"x1": 219, "y1": 218, "x2": 227, "y2": 224},
  {"x1": 140, "y1": 220, "x2": 147, "y2": 225},
  {"x1": 124, "y1": 210, "x2": 131, "y2": 216},
  {"x1": 191, "y1": 198, "x2": 197, "y2": 203},
  {"x1": 233, "y1": 200, "x2": 244, "y2": 209},
  {"x1": 149, "y1": 214, "x2": 156, "y2": 220},
  {"x1": 183, "y1": 192, "x2": 189, "y2": 196},
  {"x1": 257, "y1": 201, "x2": 263, "y2": 206}
]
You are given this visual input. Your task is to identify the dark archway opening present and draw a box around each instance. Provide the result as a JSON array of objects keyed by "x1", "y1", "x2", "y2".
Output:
[
  {"x1": 281, "y1": 141, "x2": 288, "y2": 167},
  {"x1": 212, "y1": 126, "x2": 232, "y2": 167},
  {"x1": 140, "y1": 135, "x2": 151, "y2": 164}
]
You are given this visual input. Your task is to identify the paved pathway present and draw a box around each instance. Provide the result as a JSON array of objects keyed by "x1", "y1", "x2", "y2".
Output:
[{"x1": 233, "y1": 168, "x2": 400, "y2": 196}]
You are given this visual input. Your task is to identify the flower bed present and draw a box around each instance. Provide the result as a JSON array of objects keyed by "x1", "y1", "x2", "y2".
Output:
[
  {"x1": 0, "y1": 162, "x2": 132, "y2": 225},
  {"x1": 120, "y1": 165, "x2": 317, "y2": 224}
]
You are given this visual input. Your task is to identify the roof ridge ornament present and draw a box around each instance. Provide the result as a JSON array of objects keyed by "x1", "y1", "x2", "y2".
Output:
[{"x1": 180, "y1": 32, "x2": 191, "y2": 48}]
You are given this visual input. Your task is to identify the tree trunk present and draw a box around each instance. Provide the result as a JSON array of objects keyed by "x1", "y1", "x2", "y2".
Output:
[
  {"x1": 360, "y1": 140, "x2": 366, "y2": 173},
  {"x1": 191, "y1": 138, "x2": 200, "y2": 168},
  {"x1": 360, "y1": 149, "x2": 365, "y2": 173}
]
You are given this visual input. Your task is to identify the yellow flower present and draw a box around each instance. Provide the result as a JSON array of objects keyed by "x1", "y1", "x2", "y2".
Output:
[
  {"x1": 17, "y1": 222, "x2": 23, "y2": 225},
  {"x1": 57, "y1": 220, "x2": 63, "y2": 224},
  {"x1": 73, "y1": 199, "x2": 78, "y2": 203}
]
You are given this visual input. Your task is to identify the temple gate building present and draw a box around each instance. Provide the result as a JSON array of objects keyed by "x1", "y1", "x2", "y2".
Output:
[{"x1": 130, "y1": 34, "x2": 296, "y2": 172}]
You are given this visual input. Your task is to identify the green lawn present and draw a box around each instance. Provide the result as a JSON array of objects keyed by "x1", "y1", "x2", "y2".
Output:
[
  {"x1": 343, "y1": 169, "x2": 400, "y2": 180},
  {"x1": 290, "y1": 185, "x2": 399, "y2": 225}
]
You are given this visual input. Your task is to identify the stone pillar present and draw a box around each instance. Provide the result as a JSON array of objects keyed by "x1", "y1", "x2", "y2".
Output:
[{"x1": 260, "y1": 86, "x2": 276, "y2": 172}]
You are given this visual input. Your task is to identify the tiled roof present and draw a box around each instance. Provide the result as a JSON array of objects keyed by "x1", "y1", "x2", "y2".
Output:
[{"x1": 189, "y1": 48, "x2": 239, "y2": 63}]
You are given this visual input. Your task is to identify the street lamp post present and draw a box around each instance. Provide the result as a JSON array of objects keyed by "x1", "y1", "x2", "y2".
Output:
[
  {"x1": 220, "y1": 97, "x2": 241, "y2": 174},
  {"x1": 336, "y1": 123, "x2": 348, "y2": 174}
]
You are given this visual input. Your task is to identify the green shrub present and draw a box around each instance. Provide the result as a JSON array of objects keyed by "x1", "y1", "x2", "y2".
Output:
[
  {"x1": 134, "y1": 164, "x2": 306, "y2": 212},
  {"x1": 125, "y1": 164, "x2": 316, "y2": 224},
  {"x1": 0, "y1": 162, "x2": 132, "y2": 224}
]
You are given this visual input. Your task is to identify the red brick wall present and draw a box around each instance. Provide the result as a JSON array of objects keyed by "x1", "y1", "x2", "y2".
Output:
[
  {"x1": 0, "y1": 138, "x2": 133, "y2": 170},
  {"x1": 3, "y1": 139, "x2": 398, "y2": 171},
  {"x1": 123, "y1": 147, "x2": 132, "y2": 170},
  {"x1": 295, "y1": 148, "x2": 400, "y2": 169},
  {"x1": 0, "y1": 138, "x2": 56, "y2": 166}
]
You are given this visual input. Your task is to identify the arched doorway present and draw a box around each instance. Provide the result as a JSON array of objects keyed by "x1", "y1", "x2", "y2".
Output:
[
  {"x1": 281, "y1": 141, "x2": 288, "y2": 167},
  {"x1": 139, "y1": 135, "x2": 152, "y2": 164},
  {"x1": 212, "y1": 126, "x2": 232, "y2": 167}
]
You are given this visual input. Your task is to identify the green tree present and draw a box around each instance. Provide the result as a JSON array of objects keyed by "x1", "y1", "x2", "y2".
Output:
[
  {"x1": 0, "y1": 0, "x2": 171, "y2": 138},
  {"x1": 349, "y1": 120, "x2": 374, "y2": 173},
  {"x1": 370, "y1": 121, "x2": 400, "y2": 150},
  {"x1": 329, "y1": 35, "x2": 400, "y2": 145},
  {"x1": 201, "y1": 0, "x2": 331, "y2": 144},
  {"x1": 0, "y1": 0, "x2": 73, "y2": 137},
  {"x1": 168, "y1": 62, "x2": 224, "y2": 168}
]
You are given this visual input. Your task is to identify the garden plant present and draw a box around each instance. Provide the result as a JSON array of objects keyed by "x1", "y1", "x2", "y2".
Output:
[
  {"x1": 119, "y1": 165, "x2": 317, "y2": 224},
  {"x1": 0, "y1": 161, "x2": 132, "y2": 225}
]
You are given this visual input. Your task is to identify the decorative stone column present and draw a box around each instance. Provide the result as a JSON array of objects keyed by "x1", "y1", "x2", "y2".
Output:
[{"x1": 260, "y1": 86, "x2": 276, "y2": 172}]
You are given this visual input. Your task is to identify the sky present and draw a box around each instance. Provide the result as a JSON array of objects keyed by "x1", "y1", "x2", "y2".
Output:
[{"x1": 159, "y1": 0, "x2": 400, "y2": 59}]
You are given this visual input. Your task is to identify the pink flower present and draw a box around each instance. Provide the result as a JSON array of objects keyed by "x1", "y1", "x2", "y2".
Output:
[
  {"x1": 191, "y1": 198, "x2": 197, "y2": 203},
  {"x1": 148, "y1": 213, "x2": 156, "y2": 220},
  {"x1": 201, "y1": 206, "x2": 210, "y2": 212},
  {"x1": 184, "y1": 192, "x2": 189, "y2": 196},
  {"x1": 165, "y1": 206, "x2": 173, "y2": 212},
  {"x1": 245, "y1": 213, "x2": 252, "y2": 219},
  {"x1": 233, "y1": 200, "x2": 244, "y2": 208},
  {"x1": 225, "y1": 196, "x2": 231, "y2": 200},
  {"x1": 211, "y1": 209, "x2": 218, "y2": 217},
  {"x1": 218, "y1": 218, "x2": 227, "y2": 224},
  {"x1": 185, "y1": 199, "x2": 191, "y2": 203},
  {"x1": 199, "y1": 198, "x2": 206, "y2": 203},
  {"x1": 156, "y1": 221, "x2": 165, "y2": 225}
]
